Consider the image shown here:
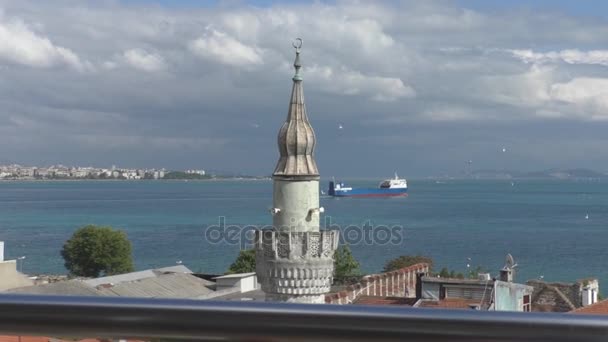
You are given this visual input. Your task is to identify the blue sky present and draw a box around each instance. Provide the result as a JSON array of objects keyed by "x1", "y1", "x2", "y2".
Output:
[{"x1": 2, "y1": 1, "x2": 608, "y2": 177}]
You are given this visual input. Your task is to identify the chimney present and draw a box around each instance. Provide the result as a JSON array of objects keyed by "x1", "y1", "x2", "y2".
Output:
[
  {"x1": 582, "y1": 280, "x2": 600, "y2": 306},
  {"x1": 499, "y1": 268, "x2": 514, "y2": 282}
]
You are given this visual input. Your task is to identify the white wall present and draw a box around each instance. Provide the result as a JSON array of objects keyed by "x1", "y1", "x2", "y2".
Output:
[{"x1": 0, "y1": 260, "x2": 34, "y2": 291}]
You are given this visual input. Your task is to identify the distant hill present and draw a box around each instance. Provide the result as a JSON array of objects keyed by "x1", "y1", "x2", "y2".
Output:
[
  {"x1": 468, "y1": 168, "x2": 608, "y2": 180},
  {"x1": 523, "y1": 168, "x2": 608, "y2": 179}
]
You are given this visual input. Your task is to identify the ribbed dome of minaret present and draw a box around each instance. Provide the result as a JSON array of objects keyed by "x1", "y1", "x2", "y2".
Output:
[{"x1": 273, "y1": 39, "x2": 319, "y2": 179}]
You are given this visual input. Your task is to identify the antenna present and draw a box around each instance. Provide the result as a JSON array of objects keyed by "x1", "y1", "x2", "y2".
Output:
[{"x1": 504, "y1": 253, "x2": 517, "y2": 269}]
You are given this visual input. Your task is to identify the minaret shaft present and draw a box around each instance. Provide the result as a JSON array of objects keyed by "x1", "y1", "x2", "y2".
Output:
[{"x1": 272, "y1": 180, "x2": 319, "y2": 232}]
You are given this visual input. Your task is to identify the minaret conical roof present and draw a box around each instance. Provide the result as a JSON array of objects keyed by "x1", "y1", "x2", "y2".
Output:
[{"x1": 273, "y1": 39, "x2": 319, "y2": 179}]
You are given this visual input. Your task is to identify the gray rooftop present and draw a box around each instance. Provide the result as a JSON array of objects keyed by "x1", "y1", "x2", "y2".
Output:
[
  {"x1": 84, "y1": 265, "x2": 192, "y2": 287},
  {"x1": 214, "y1": 272, "x2": 256, "y2": 280},
  {"x1": 212, "y1": 288, "x2": 266, "y2": 301},
  {"x1": 6, "y1": 279, "x2": 102, "y2": 296},
  {"x1": 96, "y1": 272, "x2": 214, "y2": 298},
  {"x1": 422, "y1": 276, "x2": 495, "y2": 286},
  {"x1": 4, "y1": 265, "x2": 215, "y2": 299}
]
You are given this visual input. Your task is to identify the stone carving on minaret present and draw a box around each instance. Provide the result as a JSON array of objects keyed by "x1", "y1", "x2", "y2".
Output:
[{"x1": 255, "y1": 39, "x2": 339, "y2": 304}]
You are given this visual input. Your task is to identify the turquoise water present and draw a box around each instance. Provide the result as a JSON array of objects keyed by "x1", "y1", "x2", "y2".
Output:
[{"x1": 0, "y1": 179, "x2": 606, "y2": 289}]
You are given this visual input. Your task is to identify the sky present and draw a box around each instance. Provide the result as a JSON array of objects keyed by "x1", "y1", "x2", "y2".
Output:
[{"x1": 1, "y1": 1, "x2": 608, "y2": 177}]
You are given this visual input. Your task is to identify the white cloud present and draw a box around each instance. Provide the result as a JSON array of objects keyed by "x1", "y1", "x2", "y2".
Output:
[
  {"x1": 550, "y1": 77, "x2": 608, "y2": 119},
  {"x1": 0, "y1": 16, "x2": 90, "y2": 71},
  {"x1": 306, "y1": 65, "x2": 415, "y2": 102},
  {"x1": 72, "y1": 134, "x2": 228, "y2": 150},
  {"x1": 102, "y1": 60, "x2": 117, "y2": 70},
  {"x1": 478, "y1": 65, "x2": 553, "y2": 108},
  {"x1": 189, "y1": 29, "x2": 263, "y2": 67},
  {"x1": 510, "y1": 49, "x2": 608, "y2": 67},
  {"x1": 221, "y1": 12, "x2": 261, "y2": 42},
  {"x1": 122, "y1": 49, "x2": 167, "y2": 72},
  {"x1": 422, "y1": 106, "x2": 479, "y2": 121}
]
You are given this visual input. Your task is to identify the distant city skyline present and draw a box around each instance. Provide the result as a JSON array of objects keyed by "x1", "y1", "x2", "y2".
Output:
[{"x1": 2, "y1": 1, "x2": 608, "y2": 177}]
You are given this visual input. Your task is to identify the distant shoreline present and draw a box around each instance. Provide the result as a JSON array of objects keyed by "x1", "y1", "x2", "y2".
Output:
[{"x1": 0, "y1": 177, "x2": 272, "y2": 182}]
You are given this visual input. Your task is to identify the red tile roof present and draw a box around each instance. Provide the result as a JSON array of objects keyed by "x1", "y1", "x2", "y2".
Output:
[
  {"x1": 0, "y1": 336, "x2": 50, "y2": 342},
  {"x1": 353, "y1": 296, "x2": 418, "y2": 306},
  {"x1": 417, "y1": 298, "x2": 482, "y2": 310},
  {"x1": 571, "y1": 299, "x2": 608, "y2": 315},
  {"x1": 0, "y1": 337, "x2": 145, "y2": 342}
]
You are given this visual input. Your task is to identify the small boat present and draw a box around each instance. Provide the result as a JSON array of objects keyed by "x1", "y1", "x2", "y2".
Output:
[{"x1": 328, "y1": 173, "x2": 408, "y2": 197}]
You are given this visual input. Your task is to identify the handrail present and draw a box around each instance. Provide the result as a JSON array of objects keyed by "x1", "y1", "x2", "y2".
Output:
[{"x1": 0, "y1": 294, "x2": 607, "y2": 341}]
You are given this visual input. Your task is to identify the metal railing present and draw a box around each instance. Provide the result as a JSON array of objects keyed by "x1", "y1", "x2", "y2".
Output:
[{"x1": 0, "y1": 294, "x2": 607, "y2": 341}]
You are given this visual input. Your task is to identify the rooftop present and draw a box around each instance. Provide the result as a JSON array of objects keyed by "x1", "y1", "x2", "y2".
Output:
[
  {"x1": 571, "y1": 299, "x2": 608, "y2": 315},
  {"x1": 5, "y1": 266, "x2": 215, "y2": 299},
  {"x1": 422, "y1": 276, "x2": 494, "y2": 285},
  {"x1": 96, "y1": 272, "x2": 215, "y2": 299},
  {"x1": 353, "y1": 296, "x2": 418, "y2": 306},
  {"x1": 211, "y1": 288, "x2": 266, "y2": 301},
  {"x1": 84, "y1": 265, "x2": 192, "y2": 287},
  {"x1": 7, "y1": 280, "x2": 101, "y2": 296},
  {"x1": 213, "y1": 272, "x2": 256, "y2": 279},
  {"x1": 417, "y1": 298, "x2": 483, "y2": 310}
]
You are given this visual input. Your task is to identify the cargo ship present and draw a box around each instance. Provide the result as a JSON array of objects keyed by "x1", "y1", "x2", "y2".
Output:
[{"x1": 328, "y1": 173, "x2": 408, "y2": 197}]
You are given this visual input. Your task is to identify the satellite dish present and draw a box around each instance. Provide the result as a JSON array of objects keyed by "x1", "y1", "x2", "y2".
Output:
[{"x1": 505, "y1": 253, "x2": 517, "y2": 269}]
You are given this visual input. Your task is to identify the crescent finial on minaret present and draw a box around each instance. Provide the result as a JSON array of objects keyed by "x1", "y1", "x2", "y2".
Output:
[{"x1": 292, "y1": 38, "x2": 303, "y2": 81}]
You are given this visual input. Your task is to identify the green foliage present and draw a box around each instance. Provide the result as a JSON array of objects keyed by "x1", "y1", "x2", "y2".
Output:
[
  {"x1": 162, "y1": 171, "x2": 211, "y2": 180},
  {"x1": 333, "y1": 245, "x2": 361, "y2": 278},
  {"x1": 467, "y1": 265, "x2": 487, "y2": 279},
  {"x1": 61, "y1": 225, "x2": 134, "y2": 277},
  {"x1": 438, "y1": 267, "x2": 465, "y2": 279},
  {"x1": 383, "y1": 255, "x2": 433, "y2": 273},
  {"x1": 227, "y1": 249, "x2": 256, "y2": 274}
]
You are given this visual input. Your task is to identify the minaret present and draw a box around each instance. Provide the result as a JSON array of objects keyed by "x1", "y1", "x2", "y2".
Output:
[{"x1": 255, "y1": 39, "x2": 339, "y2": 304}]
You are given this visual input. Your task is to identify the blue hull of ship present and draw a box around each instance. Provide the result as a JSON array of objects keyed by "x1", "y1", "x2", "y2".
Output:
[{"x1": 328, "y1": 181, "x2": 408, "y2": 197}]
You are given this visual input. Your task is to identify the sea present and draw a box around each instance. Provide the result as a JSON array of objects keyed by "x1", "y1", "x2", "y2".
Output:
[{"x1": 0, "y1": 179, "x2": 606, "y2": 290}]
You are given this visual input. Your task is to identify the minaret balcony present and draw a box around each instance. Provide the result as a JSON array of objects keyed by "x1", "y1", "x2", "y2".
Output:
[{"x1": 254, "y1": 229, "x2": 339, "y2": 296}]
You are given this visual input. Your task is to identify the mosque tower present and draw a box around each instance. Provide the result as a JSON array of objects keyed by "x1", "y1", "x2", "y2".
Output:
[{"x1": 255, "y1": 39, "x2": 339, "y2": 303}]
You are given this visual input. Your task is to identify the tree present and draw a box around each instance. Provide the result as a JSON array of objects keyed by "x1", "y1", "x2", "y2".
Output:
[
  {"x1": 438, "y1": 267, "x2": 464, "y2": 279},
  {"x1": 467, "y1": 265, "x2": 487, "y2": 279},
  {"x1": 227, "y1": 249, "x2": 256, "y2": 274},
  {"x1": 61, "y1": 225, "x2": 135, "y2": 277},
  {"x1": 382, "y1": 255, "x2": 433, "y2": 273},
  {"x1": 333, "y1": 245, "x2": 361, "y2": 278}
]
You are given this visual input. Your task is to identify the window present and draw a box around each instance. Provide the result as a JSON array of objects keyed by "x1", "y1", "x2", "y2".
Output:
[{"x1": 523, "y1": 295, "x2": 531, "y2": 312}]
